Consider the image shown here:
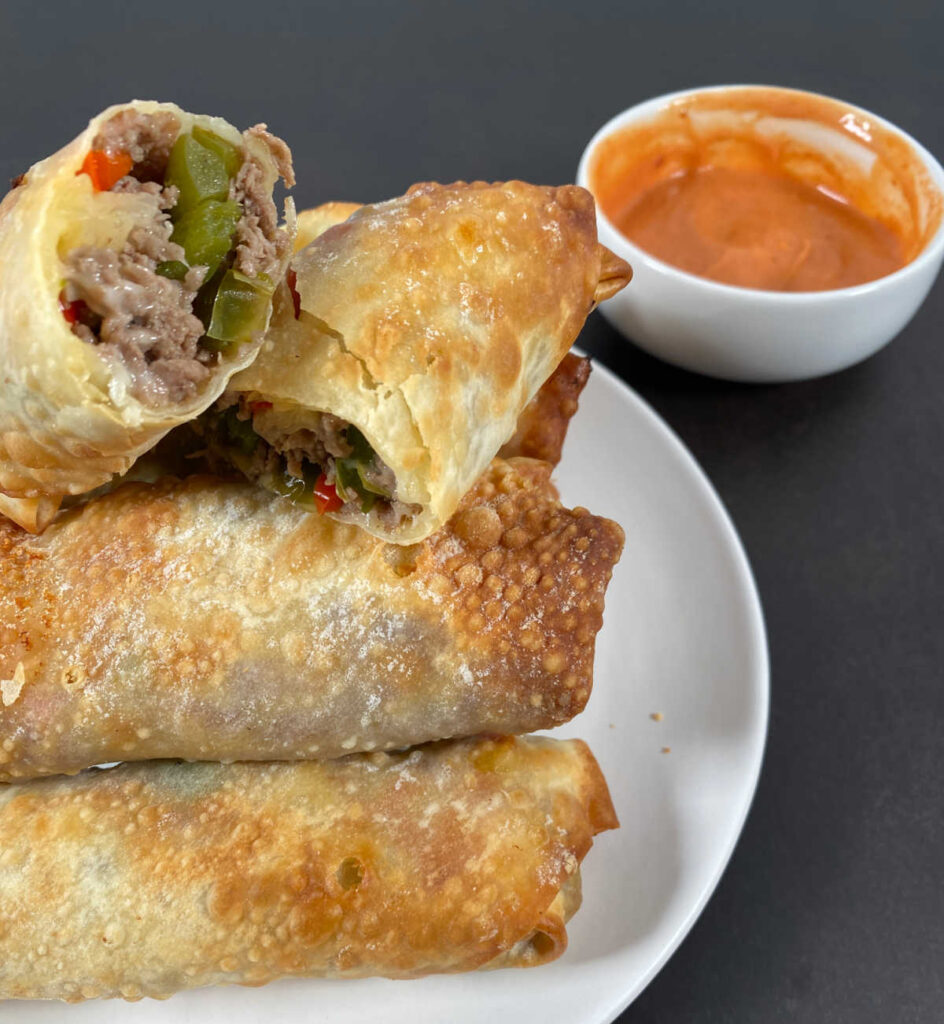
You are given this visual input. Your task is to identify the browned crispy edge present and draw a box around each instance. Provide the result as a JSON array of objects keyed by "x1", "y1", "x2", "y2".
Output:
[
  {"x1": 499, "y1": 353, "x2": 592, "y2": 467},
  {"x1": 425, "y1": 458, "x2": 625, "y2": 725}
]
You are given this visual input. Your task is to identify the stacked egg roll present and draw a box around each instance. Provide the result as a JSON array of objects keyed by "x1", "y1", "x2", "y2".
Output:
[
  {"x1": 0, "y1": 457, "x2": 622, "y2": 780},
  {"x1": 208, "y1": 181, "x2": 631, "y2": 543},
  {"x1": 0, "y1": 112, "x2": 630, "y2": 1000},
  {"x1": 0, "y1": 736, "x2": 617, "y2": 1001},
  {"x1": 0, "y1": 363, "x2": 621, "y2": 1000},
  {"x1": 291, "y1": 203, "x2": 597, "y2": 468}
]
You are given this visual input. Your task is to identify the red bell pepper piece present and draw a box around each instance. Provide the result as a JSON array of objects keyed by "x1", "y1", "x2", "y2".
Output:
[
  {"x1": 58, "y1": 291, "x2": 87, "y2": 325},
  {"x1": 79, "y1": 150, "x2": 134, "y2": 192},
  {"x1": 313, "y1": 473, "x2": 344, "y2": 514},
  {"x1": 287, "y1": 269, "x2": 301, "y2": 319},
  {"x1": 250, "y1": 401, "x2": 273, "y2": 414}
]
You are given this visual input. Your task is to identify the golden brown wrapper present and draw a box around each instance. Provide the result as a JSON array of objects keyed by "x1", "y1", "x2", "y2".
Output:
[
  {"x1": 293, "y1": 201, "x2": 362, "y2": 250},
  {"x1": 0, "y1": 458, "x2": 623, "y2": 780},
  {"x1": 225, "y1": 181, "x2": 631, "y2": 543},
  {"x1": 0, "y1": 735, "x2": 618, "y2": 1001},
  {"x1": 0, "y1": 493, "x2": 62, "y2": 533},
  {"x1": 289, "y1": 200, "x2": 604, "y2": 473},
  {"x1": 0, "y1": 100, "x2": 294, "y2": 517},
  {"x1": 49, "y1": 344, "x2": 592, "y2": 516},
  {"x1": 499, "y1": 352, "x2": 592, "y2": 466},
  {"x1": 289, "y1": 200, "x2": 598, "y2": 470}
]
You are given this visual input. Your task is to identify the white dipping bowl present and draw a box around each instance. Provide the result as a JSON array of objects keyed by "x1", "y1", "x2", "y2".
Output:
[{"x1": 577, "y1": 85, "x2": 944, "y2": 382}]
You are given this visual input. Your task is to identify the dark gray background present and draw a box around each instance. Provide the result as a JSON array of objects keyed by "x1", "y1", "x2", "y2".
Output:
[{"x1": 2, "y1": 1, "x2": 942, "y2": 1021}]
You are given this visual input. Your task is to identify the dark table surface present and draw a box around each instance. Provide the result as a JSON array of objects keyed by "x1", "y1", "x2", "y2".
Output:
[{"x1": 2, "y1": 2, "x2": 942, "y2": 1021}]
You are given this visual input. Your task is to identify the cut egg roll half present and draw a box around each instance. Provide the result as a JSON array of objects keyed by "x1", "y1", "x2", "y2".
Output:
[
  {"x1": 208, "y1": 180, "x2": 631, "y2": 544},
  {"x1": 0, "y1": 100, "x2": 295, "y2": 530}
]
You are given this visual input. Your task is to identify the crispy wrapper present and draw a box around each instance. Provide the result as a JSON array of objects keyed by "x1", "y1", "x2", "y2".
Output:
[
  {"x1": 287, "y1": 199, "x2": 594, "y2": 473},
  {"x1": 293, "y1": 201, "x2": 362, "y2": 251},
  {"x1": 0, "y1": 100, "x2": 294, "y2": 514},
  {"x1": 55, "y1": 346, "x2": 594, "y2": 516},
  {"x1": 0, "y1": 493, "x2": 62, "y2": 533},
  {"x1": 224, "y1": 181, "x2": 631, "y2": 543},
  {"x1": 0, "y1": 458, "x2": 623, "y2": 780},
  {"x1": 0, "y1": 735, "x2": 618, "y2": 1000},
  {"x1": 499, "y1": 352, "x2": 592, "y2": 466}
]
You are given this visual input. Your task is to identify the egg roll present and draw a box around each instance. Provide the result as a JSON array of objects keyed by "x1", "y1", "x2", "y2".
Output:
[
  {"x1": 208, "y1": 180, "x2": 631, "y2": 543},
  {"x1": 0, "y1": 735, "x2": 618, "y2": 1001},
  {"x1": 0, "y1": 458, "x2": 623, "y2": 780},
  {"x1": 293, "y1": 202, "x2": 595, "y2": 468},
  {"x1": 292, "y1": 196, "x2": 594, "y2": 472},
  {"x1": 0, "y1": 101, "x2": 295, "y2": 529}
]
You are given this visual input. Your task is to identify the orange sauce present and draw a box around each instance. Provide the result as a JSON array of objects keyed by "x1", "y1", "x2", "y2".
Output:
[
  {"x1": 616, "y1": 166, "x2": 905, "y2": 291},
  {"x1": 590, "y1": 88, "x2": 942, "y2": 292}
]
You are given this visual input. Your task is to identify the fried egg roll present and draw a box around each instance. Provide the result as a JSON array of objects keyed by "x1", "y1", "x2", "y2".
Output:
[
  {"x1": 0, "y1": 459, "x2": 623, "y2": 780},
  {"x1": 208, "y1": 181, "x2": 631, "y2": 543},
  {"x1": 291, "y1": 203, "x2": 594, "y2": 468},
  {"x1": 0, "y1": 101, "x2": 295, "y2": 529},
  {"x1": 0, "y1": 735, "x2": 618, "y2": 1001}
]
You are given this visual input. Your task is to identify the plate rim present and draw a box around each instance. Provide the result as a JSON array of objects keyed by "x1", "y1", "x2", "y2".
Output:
[
  {"x1": 581, "y1": 354, "x2": 770, "y2": 1022},
  {"x1": 6, "y1": 356, "x2": 769, "y2": 1022}
]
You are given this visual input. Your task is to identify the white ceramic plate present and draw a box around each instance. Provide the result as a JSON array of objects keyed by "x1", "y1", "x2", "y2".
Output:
[{"x1": 15, "y1": 360, "x2": 768, "y2": 1023}]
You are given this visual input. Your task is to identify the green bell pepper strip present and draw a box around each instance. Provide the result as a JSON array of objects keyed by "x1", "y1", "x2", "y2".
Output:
[
  {"x1": 336, "y1": 425, "x2": 389, "y2": 506},
  {"x1": 268, "y1": 465, "x2": 321, "y2": 510},
  {"x1": 354, "y1": 462, "x2": 388, "y2": 496},
  {"x1": 334, "y1": 458, "x2": 380, "y2": 513},
  {"x1": 333, "y1": 458, "x2": 359, "y2": 501},
  {"x1": 202, "y1": 270, "x2": 274, "y2": 352},
  {"x1": 165, "y1": 133, "x2": 230, "y2": 213},
  {"x1": 155, "y1": 260, "x2": 190, "y2": 281},
  {"x1": 191, "y1": 126, "x2": 243, "y2": 178},
  {"x1": 192, "y1": 266, "x2": 226, "y2": 331},
  {"x1": 170, "y1": 200, "x2": 241, "y2": 280}
]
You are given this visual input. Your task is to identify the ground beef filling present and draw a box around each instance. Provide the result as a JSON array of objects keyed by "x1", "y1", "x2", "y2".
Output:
[
  {"x1": 65, "y1": 180, "x2": 212, "y2": 405},
  {"x1": 92, "y1": 109, "x2": 179, "y2": 182},
  {"x1": 231, "y1": 126, "x2": 294, "y2": 281},
  {"x1": 63, "y1": 111, "x2": 289, "y2": 407},
  {"x1": 223, "y1": 398, "x2": 419, "y2": 529}
]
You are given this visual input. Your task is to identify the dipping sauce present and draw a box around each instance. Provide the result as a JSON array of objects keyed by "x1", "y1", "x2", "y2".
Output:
[
  {"x1": 590, "y1": 88, "x2": 942, "y2": 292},
  {"x1": 614, "y1": 166, "x2": 905, "y2": 291}
]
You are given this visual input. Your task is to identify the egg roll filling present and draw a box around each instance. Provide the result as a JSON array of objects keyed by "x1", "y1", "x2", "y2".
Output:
[
  {"x1": 205, "y1": 395, "x2": 422, "y2": 528},
  {"x1": 59, "y1": 111, "x2": 291, "y2": 408}
]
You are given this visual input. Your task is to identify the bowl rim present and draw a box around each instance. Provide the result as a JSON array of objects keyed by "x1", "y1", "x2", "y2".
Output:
[{"x1": 576, "y1": 83, "x2": 944, "y2": 304}]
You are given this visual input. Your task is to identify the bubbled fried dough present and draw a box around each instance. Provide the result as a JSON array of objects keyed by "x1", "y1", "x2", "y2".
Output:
[
  {"x1": 0, "y1": 459, "x2": 623, "y2": 780},
  {"x1": 425, "y1": 458, "x2": 623, "y2": 715},
  {"x1": 0, "y1": 736, "x2": 617, "y2": 1000}
]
